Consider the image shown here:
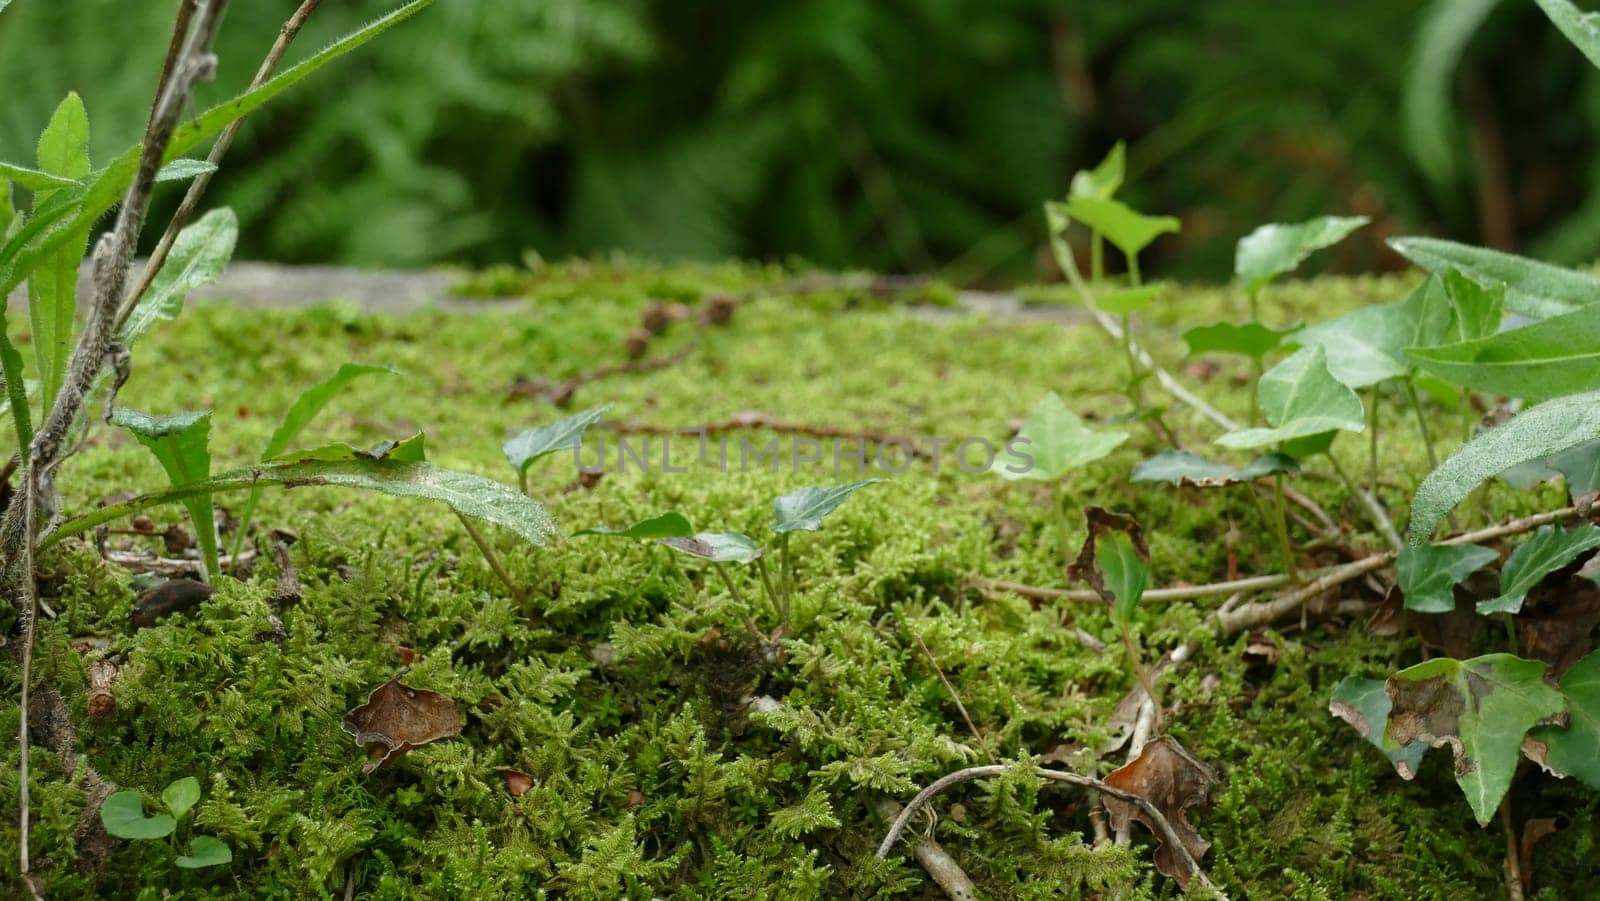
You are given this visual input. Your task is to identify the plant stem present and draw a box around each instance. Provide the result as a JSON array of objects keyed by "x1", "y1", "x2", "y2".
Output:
[
  {"x1": 228, "y1": 487, "x2": 262, "y2": 575},
  {"x1": 454, "y1": 511, "x2": 523, "y2": 603},
  {"x1": 1118, "y1": 624, "x2": 1163, "y2": 731},
  {"x1": 1501, "y1": 795, "x2": 1525, "y2": 901},
  {"x1": 1090, "y1": 233, "x2": 1104, "y2": 282},
  {"x1": 754, "y1": 556, "x2": 783, "y2": 629},
  {"x1": 1367, "y1": 387, "x2": 1380, "y2": 500},
  {"x1": 779, "y1": 532, "x2": 792, "y2": 609},
  {"x1": 517, "y1": 468, "x2": 529, "y2": 497},
  {"x1": 1328, "y1": 454, "x2": 1404, "y2": 551},
  {"x1": 713, "y1": 563, "x2": 762, "y2": 641},
  {"x1": 1247, "y1": 287, "x2": 1261, "y2": 324},
  {"x1": 1271, "y1": 473, "x2": 1300, "y2": 583},
  {"x1": 1403, "y1": 381, "x2": 1439, "y2": 470},
  {"x1": 1126, "y1": 252, "x2": 1142, "y2": 288}
]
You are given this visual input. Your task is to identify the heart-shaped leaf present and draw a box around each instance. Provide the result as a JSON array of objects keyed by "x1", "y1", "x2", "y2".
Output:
[
  {"x1": 1235, "y1": 215, "x2": 1369, "y2": 294},
  {"x1": 1328, "y1": 676, "x2": 1427, "y2": 773},
  {"x1": 175, "y1": 835, "x2": 232, "y2": 869},
  {"x1": 1291, "y1": 276, "x2": 1449, "y2": 388},
  {"x1": 998, "y1": 392, "x2": 1129, "y2": 481},
  {"x1": 1408, "y1": 303, "x2": 1600, "y2": 401},
  {"x1": 161, "y1": 776, "x2": 201, "y2": 820},
  {"x1": 503, "y1": 404, "x2": 612, "y2": 476},
  {"x1": 577, "y1": 512, "x2": 693, "y2": 539},
  {"x1": 660, "y1": 532, "x2": 763, "y2": 564},
  {"x1": 1396, "y1": 543, "x2": 1500, "y2": 613},
  {"x1": 1067, "y1": 508, "x2": 1149, "y2": 624},
  {"x1": 1529, "y1": 648, "x2": 1600, "y2": 788},
  {"x1": 1216, "y1": 345, "x2": 1366, "y2": 448},
  {"x1": 1062, "y1": 196, "x2": 1180, "y2": 258},
  {"x1": 1478, "y1": 524, "x2": 1600, "y2": 615},
  {"x1": 100, "y1": 790, "x2": 176, "y2": 840},
  {"x1": 1384, "y1": 653, "x2": 1566, "y2": 825},
  {"x1": 1130, "y1": 450, "x2": 1297, "y2": 487},
  {"x1": 1389, "y1": 235, "x2": 1600, "y2": 320},
  {"x1": 772, "y1": 480, "x2": 881, "y2": 533},
  {"x1": 1181, "y1": 321, "x2": 1290, "y2": 360},
  {"x1": 1070, "y1": 142, "x2": 1124, "y2": 200}
]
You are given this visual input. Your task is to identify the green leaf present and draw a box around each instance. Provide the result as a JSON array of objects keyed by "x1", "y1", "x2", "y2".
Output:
[
  {"x1": 1408, "y1": 303, "x2": 1600, "y2": 401},
  {"x1": 1279, "y1": 429, "x2": 1338, "y2": 461},
  {"x1": 1402, "y1": 0, "x2": 1503, "y2": 185},
  {"x1": 273, "y1": 434, "x2": 427, "y2": 464},
  {"x1": 1070, "y1": 142, "x2": 1124, "y2": 200},
  {"x1": 1411, "y1": 372, "x2": 1465, "y2": 412},
  {"x1": 154, "y1": 158, "x2": 218, "y2": 183},
  {"x1": 1130, "y1": 449, "x2": 1297, "y2": 487},
  {"x1": 1235, "y1": 215, "x2": 1369, "y2": 294},
  {"x1": 1096, "y1": 284, "x2": 1162, "y2": 315},
  {"x1": 502, "y1": 405, "x2": 612, "y2": 476},
  {"x1": 1067, "y1": 508, "x2": 1149, "y2": 624},
  {"x1": 1061, "y1": 196, "x2": 1180, "y2": 259},
  {"x1": 1395, "y1": 543, "x2": 1499, "y2": 613},
  {"x1": 1292, "y1": 275, "x2": 1449, "y2": 388},
  {"x1": 576, "y1": 512, "x2": 694, "y2": 539},
  {"x1": 118, "y1": 208, "x2": 238, "y2": 346},
  {"x1": 998, "y1": 392, "x2": 1129, "y2": 481},
  {"x1": 1409, "y1": 391, "x2": 1600, "y2": 542},
  {"x1": 161, "y1": 776, "x2": 201, "y2": 820},
  {"x1": 1439, "y1": 268, "x2": 1505, "y2": 343},
  {"x1": 1181, "y1": 321, "x2": 1290, "y2": 360},
  {"x1": 0, "y1": 161, "x2": 77, "y2": 191},
  {"x1": 1217, "y1": 345, "x2": 1366, "y2": 448},
  {"x1": 1388, "y1": 236, "x2": 1600, "y2": 320},
  {"x1": 100, "y1": 791, "x2": 176, "y2": 840},
  {"x1": 772, "y1": 479, "x2": 881, "y2": 533},
  {"x1": 261, "y1": 362, "x2": 398, "y2": 460},
  {"x1": 660, "y1": 531, "x2": 763, "y2": 563},
  {"x1": 1477, "y1": 524, "x2": 1600, "y2": 615},
  {"x1": 1530, "y1": 648, "x2": 1600, "y2": 788},
  {"x1": 175, "y1": 835, "x2": 232, "y2": 869},
  {"x1": 1537, "y1": 0, "x2": 1600, "y2": 70},
  {"x1": 29, "y1": 92, "x2": 91, "y2": 413},
  {"x1": 1385, "y1": 654, "x2": 1566, "y2": 825},
  {"x1": 1328, "y1": 676, "x2": 1427, "y2": 773},
  {"x1": 110, "y1": 408, "x2": 218, "y2": 578},
  {"x1": 0, "y1": 181, "x2": 14, "y2": 240}
]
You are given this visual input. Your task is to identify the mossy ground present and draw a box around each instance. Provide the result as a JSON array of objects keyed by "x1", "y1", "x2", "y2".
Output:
[{"x1": 2, "y1": 261, "x2": 1595, "y2": 898}]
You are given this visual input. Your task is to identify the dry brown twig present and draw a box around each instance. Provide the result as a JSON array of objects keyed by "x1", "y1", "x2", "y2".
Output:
[{"x1": 874, "y1": 800, "x2": 978, "y2": 901}]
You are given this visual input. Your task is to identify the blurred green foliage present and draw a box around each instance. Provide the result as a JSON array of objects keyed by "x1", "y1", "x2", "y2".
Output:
[{"x1": 2, "y1": 0, "x2": 1598, "y2": 280}]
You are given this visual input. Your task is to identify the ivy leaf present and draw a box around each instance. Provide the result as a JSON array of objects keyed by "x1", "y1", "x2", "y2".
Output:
[
  {"x1": 1130, "y1": 450, "x2": 1297, "y2": 487},
  {"x1": 503, "y1": 404, "x2": 612, "y2": 477},
  {"x1": 1537, "y1": 0, "x2": 1600, "y2": 71},
  {"x1": 175, "y1": 835, "x2": 232, "y2": 869},
  {"x1": 1097, "y1": 284, "x2": 1162, "y2": 315},
  {"x1": 1234, "y1": 215, "x2": 1368, "y2": 294},
  {"x1": 998, "y1": 392, "x2": 1129, "y2": 481},
  {"x1": 1328, "y1": 676, "x2": 1427, "y2": 773},
  {"x1": 110, "y1": 408, "x2": 218, "y2": 579},
  {"x1": 772, "y1": 480, "x2": 881, "y2": 533},
  {"x1": 118, "y1": 208, "x2": 238, "y2": 347},
  {"x1": 1439, "y1": 268, "x2": 1505, "y2": 343},
  {"x1": 100, "y1": 791, "x2": 176, "y2": 840},
  {"x1": 1181, "y1": 321, "x2": 1290, "y2": 360},
  {"x1": 1067, "y1": 508, "x2": 1149, "y2": 624},
  {"x1": 1408, "y1": 303, "x2": 1600, "y2": 401},
  {"x1": 1061, "y1": 196, "x2": 1180, "y2": 259},
  {"x1": 660, "y1": 532, "x2": 763, "y2": 563},
  {"x1": 1216, "y1": 345, "x2": 1366, "y2": 448},
  {"x1": 1409, "y1": 391, "x2": 1600, "y2": 542},
  {"x1": 1389, "y1": 235, "x2": 1600, "y2": 320},
  {"x1": 1529, "y1": 648, "x2": 1600, "y2": 788},
  {"x1": 160, "y1": 776, "x2": 201, "y2": 820},
  {"x1": 1384, "y1": 653, "x2": 1566, "y2": 825},
  {"x1": 1292, "y1": 275, "x2": 1449, "y2": 388},
  {"x1": 577, "y1": 512, "x2": 693, "y2": 539},
  {"x1": 1396, "y1": 543, "x2": 1500, "y2": 613},
  {"x1": 1070, "y1": 142, "x2": 1124, "y2": 200},
  {"x1": 1477, "y1": 524, "x2": 1600, "y2": 615}
]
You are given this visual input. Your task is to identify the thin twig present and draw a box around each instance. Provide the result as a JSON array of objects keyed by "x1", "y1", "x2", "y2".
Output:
[
  {"x1": 972, "y1": 572, "x2": 1295, "y2": 604},
  {"x1": 874, "y1": 800, "x2": 978, "y2": 900},
  {"x1": 913, "y1": 631, "x2": 997, "y2": 765},
  {"x1": 1501, "y1": 797, "x2": 1525, "y2": 901}
]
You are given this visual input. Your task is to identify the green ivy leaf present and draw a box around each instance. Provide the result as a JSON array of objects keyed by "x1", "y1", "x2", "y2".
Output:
[
  {"x1": 660, "y1": 532, "x2": 763, "y2": 563},
  {"x1": 175, "y1": 835, "x2": 232, "y2": 869},
  {"x1": 1181, "y1": 321, "x2": 1290, "y2": 360},
  {"x1": 110, "y1": 408, "x2": 218, "y2": 578},
  {"x1": 1216, "y1": 345, "x2": 1366, "y2": 448},
  {"x1": 119, "y1": 208, "x2": 239, "y2": 347},
  {"x1": 1291, "y1": 275, "x2": 1449, "y2": 388},
  {"x1": 1408, "y1": 303, "x2": 1600, "y2": 401},
  {"x1": 100, "y1": 791, "x2": 176, "y2": 840},
  {"x1": 1384, "y1": 653, "x2": 1566, "y2": 825},
  {"x1": 1097, "y1": 284, "x2": 1162, "y2": 315},
  {"x1": 1328, "y1": 676, "x2": 1427, "y2": 773},
  {"x1": 503, "y1": 405, "x2": 612, "y2": 477},
  {"x1": 1439, "y1": 268, "x2": 1505, "y2": 343},
  {"x1": 576, "y1": 512, "x2": 694, "y2": 539},
  {"x1": 1070, "y1": 142, "x2": 1124, "y2": 200},
  {"x1": 1067, "y1": 508, "x2": 1149, "y2": 625},
  {"x1": 1409, "y1": 391, "x2": 1600, "y2": 542},
  {"x1": 1395, "y1": 543, "x2": 1499, "y2": 613},
  {"x1": 772, "y1": 480, "x2": 881, "y2": 533},
  {"x1": 1388, "y1": 235, "x2": 1600, "y2": 320},
  {"x1": 1477, "y1": 524, "x2": 1600, "y2": 615},
  {"x1": 160, "y1": 776, "x2": 201, "y2": 820},
  {"x1": 1234, "y1": 215, "x2": 1369, "y2": 294},
  {"x1": 1530, "y1": 648, "x2": 1600, "y2": 788},
  {"x1": 1061, "y1": 196, "x2": 1180, "y2": 259},
  {"x1": 1129, "y1": 449, "x2": 1297, "y2": 487},
  {"x1": 998, "y1": 392, "x2": 1129, "y2": 481}
]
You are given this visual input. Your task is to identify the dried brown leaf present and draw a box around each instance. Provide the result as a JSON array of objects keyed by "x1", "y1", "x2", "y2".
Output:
[
  {"x1": 1519, "y1": 817, "x2": 1560, "y2": 890},
  {"x1": 502, "y1": 769, "x2": 533, "y2": 797},
  {"x1": 1100, "y1": 735, "x2": 1217, "y2": 889},
  {"x1": 341, "y1": 677, "x2": 462, "y2": 774}
]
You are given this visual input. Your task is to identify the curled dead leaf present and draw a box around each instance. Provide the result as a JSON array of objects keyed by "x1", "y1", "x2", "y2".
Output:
[
  {"x1": 1066, "y1": 507, "x2": 1148, "y2": 607},
  {"x1": 1100, "y1": 735, "x2": 1217, "y2": 889},
  {"x1": 341, "y1": 677, "x2": 462, "y2": 774},
  {"x1": 130, "y1": 579, "x2": 215, "y2": 629},
  {"x1": 502, "y1": 769, "x2": 533, "y2": 796},
  {"x1": 1519, "y1": 817, "x2": 1560, "y2": 891}
]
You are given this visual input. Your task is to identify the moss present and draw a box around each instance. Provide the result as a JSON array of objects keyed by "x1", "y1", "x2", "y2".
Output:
[{"x1": 1, "y1": 261, "x2": 1594, "y2": 897}]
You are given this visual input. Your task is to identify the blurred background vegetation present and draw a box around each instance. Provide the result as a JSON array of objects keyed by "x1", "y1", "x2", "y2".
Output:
[{"x1": 3, "y1": 0, "x2": 1598, "y2": 283}]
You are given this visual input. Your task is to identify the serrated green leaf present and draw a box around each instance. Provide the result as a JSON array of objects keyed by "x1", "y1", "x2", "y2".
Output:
[
  {"x1": 660, "y1": 531, "x2": 763, "y2": 563},
  {"x1": 1217, "y1": 345, "x2": 1366, "y2": 448},
  {"x1": 1384, "y1": 654, "x2": 1566, "y2": 825},
  {"x1": 118, "y1": 208, "x2": 238, "y2": 347},
  {"x1": 1070, "y1": 142, "x2": 1124, "y2": 200},
  {"x1": 772, "y1": 480, "x2": 881, "y2": 533},
  {"x1": 1537, "y1": 0, "x2": 1600, "y2": 70},
  {"x1": 1130, "y1": 449, "x2": 1297, "y2": 487},
  {"x1": 1439, "y1": 268, "x2": 1505, "y2": 343},
  {"x1": 1328, "y1": 676, "x2": 1427, "y2": 773},
  {"x1": 1389, "y1": 236, "x2": 1600, "y2": 320},
  {"x1": 1181, "y1": 321, "x2": 1290, "y2": 359},
  {"x1": 1396, "y1": 543, "x2": 1499, "y2": 613},
  {"x1": 1409, "y1": 391, "x2": 1600, "y2": 542},
  {"x1": 1530, "y1": 649, "x2": 1600, "y2": 788},
  {"x1": 998, "y1": 392, "x2": 1128, "y2": 481},
  {"x1": 154, "y1": 158, "x2": 218, "y2": 183},
  {"x1": 262, "y1": 362, "x2": 398, "y2": 460},
  {"x1": 1097, "y1": 284, "x2": 1162, "y2": 315},
  {"x1": 1061, "y1": 196, "x2": 1180, "y2": 259},
  {"x1": 175, "y1": 835, "x2": 232, "y2": 869},
  {"x1": 577, "y1": 512, "x2": 694, "y2": 539},
  {"x1": 110, "y1": 407, "x2": 218, "y2": 578},
  {"x1": 1477, "y1": 524, "x2": 1600, "y2": 615},
  {"x1": 503, "y1": 404, "x2": 612, "y2": 476},
  {"x1": 1408, "y1": 303, "x2": 1600, "y2": 401},
  {"x1": 100, "y1": 791, "x2": 176, "y2": 840},
  {"x1": 1292, "y1": 276, "x2": 1449, "y2": 388},
  {"x1": 161, "y1": 776, "x2": 200, "y2": 820},
  {"x1": 1235, "y1": 215, "x2": 1369, "y2": 293}
]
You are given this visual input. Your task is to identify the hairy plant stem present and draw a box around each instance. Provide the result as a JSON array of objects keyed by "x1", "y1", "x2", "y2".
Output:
[
  {"x1": 454, "y1": 510, "x2": 523, "y2": 604},
  {"x1": 1118, "y1": 623, "x2": 1164, "y2": 732},
  {"x1": 1403, "y1": 381, "x2": 1439, "y2": 470},
  {"x1": 754, "y1": 556, "x2": 783, "y2": 630},
  {"x1": 1271, "y1": 473, "x2": 1300, "y2": 583}
]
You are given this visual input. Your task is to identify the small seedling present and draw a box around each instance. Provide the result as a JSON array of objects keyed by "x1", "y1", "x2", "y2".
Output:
[{"x1": 100, "y1": 777, "x2": 232, "y2": 870}]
